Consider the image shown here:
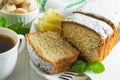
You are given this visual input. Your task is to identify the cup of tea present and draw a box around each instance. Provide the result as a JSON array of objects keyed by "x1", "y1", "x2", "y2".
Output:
[{"x1": 0, "y1": 28, "x2": 25, "y2": 80}]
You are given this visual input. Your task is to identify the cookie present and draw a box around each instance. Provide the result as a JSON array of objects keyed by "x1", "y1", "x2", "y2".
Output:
[
  {"x1": 22, "y1": 0, "x2": 37, "y2": 12},
  {"x1": 13, "y1": 8, "x2": 27, "y2": 14},
  {"x1": 2, "y1": 3, "x2": 16, "y2": 13}
]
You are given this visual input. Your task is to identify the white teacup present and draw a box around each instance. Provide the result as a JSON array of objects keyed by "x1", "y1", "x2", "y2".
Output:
[{"x1": 0, "y1": 28, "x2": 25, "y2": 80}]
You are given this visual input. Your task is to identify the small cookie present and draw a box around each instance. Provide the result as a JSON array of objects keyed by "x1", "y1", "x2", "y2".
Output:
[
  {"x1": 13, "y1": 8, "x2": 27, "y2": 14},
  {"x1": 22, "y1": 0, "x2": 37, "y2": 12},
  {"x1": 9, "y1": 0, "x2": 25, "y2": 5},
  {"x1": 2, "y1": 3, "x2": 16, "y2": 13}
]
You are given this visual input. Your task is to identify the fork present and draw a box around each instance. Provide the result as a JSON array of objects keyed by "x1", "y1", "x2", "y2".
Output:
[{"x1": 59, "y1": 71, "x2": 92, "y2": 80}]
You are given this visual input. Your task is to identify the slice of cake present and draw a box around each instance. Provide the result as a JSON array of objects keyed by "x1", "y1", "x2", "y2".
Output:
[
  {"x1": 62, "y1": 13, "x2": 114, "y2": 62},
  {"x1": 26, "y1": 31, "x2": 79, "y2": 74}
]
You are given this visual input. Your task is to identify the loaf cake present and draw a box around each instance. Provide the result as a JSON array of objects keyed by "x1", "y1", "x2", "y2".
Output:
[
  {"x1": 26, "y1": 31, "x2": 79, "y2": 74},
  {"x1": 62, "y1": 0, "x2": 120, "y2": 62},
  {"x1": 77, "y1": 0, "x2": 120, "y2": 44}
]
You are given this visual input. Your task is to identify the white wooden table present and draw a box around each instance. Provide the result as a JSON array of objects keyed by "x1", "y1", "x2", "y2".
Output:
[{"x1": 6, "y1": 46, "x2": 46, "y2": 80}]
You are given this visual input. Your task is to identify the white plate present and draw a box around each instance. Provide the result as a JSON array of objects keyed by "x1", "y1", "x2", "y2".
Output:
[{"x1": 29, "y1": 13, "x2": 120, "y2": 80}]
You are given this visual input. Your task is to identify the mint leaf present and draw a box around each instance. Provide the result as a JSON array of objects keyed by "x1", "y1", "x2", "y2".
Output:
[
  {"x1": 0, "y1": 16, "x2": 29, "y2": 35},
  {"x1": 71, "y1": 60, "x2": 87, "y2": 72},
  {"x1": 8, "y1": 22, "x2": 29, "y2": 35},
  {"x1": 0, "y1": 16, "x2": 8, "y2": 27},
  {"x1": 87, "y1": 61, "x2": 105, "y2": 73},
  {"x1": 8, "y1": 22, "x2": 23, "y2": 31},
  {"x1": 16, "y1": 27, "x2": 29, "y2": 35},
  {"x1": 71, "y1": 60, "x2": 105, "y2": 73}
]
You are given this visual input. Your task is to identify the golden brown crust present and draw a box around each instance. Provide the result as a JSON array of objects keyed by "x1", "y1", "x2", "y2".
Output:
[
  {"x1": 102, "y1": 26, "x2": 120, "y2": 60},
  {"x1": 53, "y1": 51, "x2": 79, "y2": 73},
  {"x1": 97, "y1": 33, "x2": 115, "y2": 61},
  {"x1": 99, "y1": 25, "x2": 120, "y2": 61}
]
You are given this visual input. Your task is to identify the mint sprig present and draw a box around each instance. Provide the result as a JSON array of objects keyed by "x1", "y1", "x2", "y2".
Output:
[
  {"x1": 8, "y1": 22, "x2": 29, "y2": 35},
  {"x1": 71, "y1": 60, "x2": 105, "y2": 73},
  {"x1": 0, "y1": 16, "x2": 29, "y2": 35}
]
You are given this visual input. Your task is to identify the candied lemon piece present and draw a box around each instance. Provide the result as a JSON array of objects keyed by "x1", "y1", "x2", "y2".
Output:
[
  {"x1": 36, "y1": 19, "x2": 61, "y2": 33},
  {"x1": 44, "y1": 8, "x2": 66, "y2": 19},
  {"x1": 36, "y1": 8, "x2": 66, "y2": 34},
  {"x1": 42, "y1": 8, "x2": 66, "y2": 25},
  {"x1": 42, "y1": 14, "x2": 62, "y2": 26}
]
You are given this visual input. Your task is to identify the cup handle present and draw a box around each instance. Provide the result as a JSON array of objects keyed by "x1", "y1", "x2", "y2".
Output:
[{"x1": 18, "y1": 35, "x2": 26, "y2": 54}]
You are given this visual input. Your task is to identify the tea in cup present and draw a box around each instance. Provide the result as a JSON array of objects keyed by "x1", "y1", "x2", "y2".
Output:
[{"x1": 0, "y1": 28, "x2": 25, "y2": 80}]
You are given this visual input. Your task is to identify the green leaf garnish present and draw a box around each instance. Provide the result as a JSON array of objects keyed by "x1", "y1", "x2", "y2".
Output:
[
  {"x1": 0, "y1": 16, "x2": 30, "y2": 35},
  {"x1": 71, "y1": 60, "x2": 87, "y2": 72},
  {"x1": 8, "y1": 22, "x2": 29, "y2": 35},
  {"x1": 71, "y1": 60, "x2": 105, "y2": 73},
  {"x1": 0, "y1": 16, "x2": 8, "y2": 27},
  {"x1": 15, "y1": 27, "x2": 29, "y2": 35},
  {"x1": 8, "y1": 22, "x2": 23, "y2": 31},
  {"x1": 87, "y1": 61, "x2": 105, "y2": 73}
]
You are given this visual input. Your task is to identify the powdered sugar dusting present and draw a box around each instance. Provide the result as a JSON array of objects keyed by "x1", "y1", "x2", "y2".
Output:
[
  {"x1": 65, "y1": 13, "x2": 113, "y2": 39},
  {"x1": 77, "y1": 0, "x2": 120, "y2": 27}
]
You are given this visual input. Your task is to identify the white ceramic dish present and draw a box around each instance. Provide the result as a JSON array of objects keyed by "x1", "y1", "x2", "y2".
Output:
[
  {"x1": 29, "y1": 14, "x2": 120, "y2": 80},
  {"x1": 0, "y1": 4, "x2": 39, "y2": 28}
]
